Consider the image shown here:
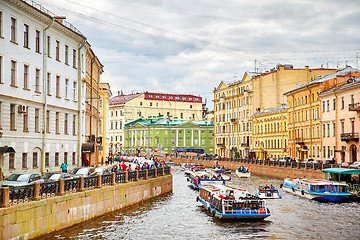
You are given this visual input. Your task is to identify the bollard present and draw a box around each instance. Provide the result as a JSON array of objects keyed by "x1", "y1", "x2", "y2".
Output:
[
  {"x1": 313, "y1": 163, "x2": 316, "y2": 170},
  {"x1": 97, "y1": 174, "x2": 102, "y2": 188},
  {"x1": 145, "y1": 169, "x2": 149, "y2": 180},
  {"x1": 154, "y1": 168, "x2": 158, "y2": 178},
  {"x1": 34, "y1": 182, "x2": 41, "y2": 200},
  {"x1": 112, "y1": 172, "x2": 116, "y2": 185},
  {"x1": 59, "y1": 178, "x2": 65, "y2": 196},
  {"x1": 2, "y1": 187, "x2": 10, "y2": 208},
  {"x1": 125, "y1": 171, "x2": 129, "y2": 183},
  {"x1": 79, "y1": 176, "x2": 85, "y2": 191},
  {"x1": 135, "y1": 170, "x2": 139, "y2": 181},
  {"x1": 168, "y1": 166, "x2": 172, "y2": 174}
]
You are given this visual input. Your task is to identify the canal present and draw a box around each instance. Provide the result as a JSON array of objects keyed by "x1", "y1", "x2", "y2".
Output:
[{"x1": 43, "y1": 167, "x2": 360, "y2": 240}]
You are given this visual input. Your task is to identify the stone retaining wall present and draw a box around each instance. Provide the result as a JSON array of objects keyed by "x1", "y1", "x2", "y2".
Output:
[
  {"x1": 171, "y1": 157, "x2": 325, "y2": 179},
  {"x1": 0, "y1": 175, "x2": 172, "y2": 240}
]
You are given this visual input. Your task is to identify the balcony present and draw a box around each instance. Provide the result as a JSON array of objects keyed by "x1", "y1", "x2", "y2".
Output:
[
  {"x1": 340, "y1": 133, "x2": 359, "y2": 142},
  {"x1": 349, "y1": 102, "x2": 360, "y2": 111},
  {"x1": 244, "y1": 89, "x2": 253, "y2": 93},
  {"x1": 217, "y1": 143, "x2": 225, "y2": 148},
  {"x1": 231, "y1": 118, "x2": 238, "y2": 123},
  {"x1": 240, "y1": 143, "x2": 249, "y2": 148},
  {"x1": 295, "y1": 138, "x2": 304, "y2": 145}
]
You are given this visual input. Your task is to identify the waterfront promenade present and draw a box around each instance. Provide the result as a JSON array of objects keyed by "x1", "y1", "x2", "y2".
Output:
[{"x1": 0, "y1": 167, "x2": 172, "y2": 239}]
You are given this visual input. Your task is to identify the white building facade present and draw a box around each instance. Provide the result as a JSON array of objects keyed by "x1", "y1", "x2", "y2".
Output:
[{"x1": 0, "y1": 0, "x2": 87, "y2": 178}]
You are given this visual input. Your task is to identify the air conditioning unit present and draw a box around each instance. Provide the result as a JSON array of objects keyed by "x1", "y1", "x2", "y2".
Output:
[{"x1": 18, "y1": 105, "x2": 26, "y2": 113}]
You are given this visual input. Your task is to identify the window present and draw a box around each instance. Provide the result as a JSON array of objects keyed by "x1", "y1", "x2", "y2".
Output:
[
  {"x1": 47, "y1": 36, "x2": 51, "y2": 57},
  {"x1": 322, "y1": 101, "x2": 325, "y2": 112},
  {"x1": 341, "y1": 97, "x2": 344, "y2": 109},
  {"x1": 65, "y1": 45, "x2": 69, "y2": 64},
  {"x1": 55, "y1": 152, "x2": 59, "y2": 166},
  {"x1": 327, "y1": 124, "x2": 330, "y2": 137},
  {"x1": 181, "y1": 113, "x2": 183, "y2": 119},
  {"x1": 55, "y1": 112, "x2": 60, "y2": 134},
  {"x1": 56, "y1": 75, "x2": 60, "y2": 97},
  {"x1": 35, "y1": 30, "x2": 40, "y2": 53},
  {"x1": 0, "y1": 11, "x2": 2, "y2": 37},
  {"x1": 9, "y1": 153, "x2": 15, "y2": 169},
  {"x1": 10, "y1": 104, "x2": 16, "y2": 130},
  {"x1": 73, "y1": 81, "x2": 77, "y2": 100},
  {"x1": 22, "y1": 153, "x2": 27, "y2": 169},
  {"x1": 0, "y1": 55, "x2": 2, "y2": 83},
  {"x1": 333, "y1": 122, "x2": 336, "y2": 137},
  {"x1": 46, "y1": 110, "x2": 50, "y2": 133},
  {"x1": 73, "y1": 115, "x2": 76, "y2": 135},
  {"x1": 333, "y1": 99, "x2": 336, "y2": 111},
  {"x1": 150, "y1": 102, "x2": 152, "y2": 106},
  {"x1": 64, "y1": 113, "x2": 68, "y2": 134},
  {"x1": 23, "y1": 64, "x2": 29, "y2": 89},
  {"x1": 140, "y1": 102, "x2": 142, "y2": 106},
  {"x1": 0, "y1": 101, "x2": 2, "y2": 129},
  {"x1": 10, "y1": 17, "x2": 16, "y2": 43},
  {"x1": 64, "y1": 152, "x2": 68, "y2": 165},
  {"x1": 47, "y1": 72, "x2": 51, "y2": 95},
  {"x1": 23, "y1": 24, "x2": 29, "y2": 48},
  {"x1": 35, "y1": 69, "x2": 40, "y2": 92},
  {"x1": 56, "y1": 40, "x2": 60, "y2": 61},
  {"x1": 341, "y1": 121, "x2": 344, "y2": 134},
  {"x1": 73, "y1": 49, "x2": 77, "y2": 68},
  {"x1": 327, "y1": 100, "x2": 330, "y2": 112},
  {"x1": 65, "y1": 78, "x2": 69, "y2": 98},
  {"x1": 33, "y1": 152, "x2": 38, "y2": 168},
  {"x1": 23, "y1": 106, "x2": 28, "y2": 132},
  {"x1": 72, "y1": 152, "x2": 76, "y2": 165},
  {"x1": 11, "y1": 60, "x2": 16, "y2": 86},
  {"x1": 351, "y1": 95, "x2": 354, "y2": 104},
  {"x1": 35, "y1": 108, "x2": 40, "y2": 132},
  {"x1": 45, "y1": 153, "x2": 49, "y2": 167}
]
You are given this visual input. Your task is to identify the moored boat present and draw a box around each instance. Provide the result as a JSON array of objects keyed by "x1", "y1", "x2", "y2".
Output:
[
  {"x1": 282, "y1": 178, "x2": 351, "y2": 202},
  {"x1": 256, "y1": 186, "x2": 282, "y2": 199},
  {"x1": 197, "y1": 184, "x2": 271, "y2": 220},
  {"x1": 235, "y1": 166, "x2": 251, "y2": 178},
  {"x1": 188, "y1": 171, "x2": 225, "y2": 190}
]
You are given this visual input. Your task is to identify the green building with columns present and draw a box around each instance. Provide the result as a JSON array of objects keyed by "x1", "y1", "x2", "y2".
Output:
[{"x1": 124, "y1": 117, "x2": 214, "y2": 155}]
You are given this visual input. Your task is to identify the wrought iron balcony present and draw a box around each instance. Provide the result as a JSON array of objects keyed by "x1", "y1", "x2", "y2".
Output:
[
  {"x1": 217, "y1": 143, "x2": 226, "y2": 148},
  {"x1": 231, "y1": 118, "x2": 238, "y2": 123},
  {"x1": 349, "y1": 102, "x2": 360, "y2": 111},
  {"x1": 340, "y1": 133, "x2": 359, "y2": 142},
  {"x1": 295, "y1": 138, "x2": 304, "y2": 145},
  {"x1": 240, "y1": 143, "x2": 249, "y2": 147}
]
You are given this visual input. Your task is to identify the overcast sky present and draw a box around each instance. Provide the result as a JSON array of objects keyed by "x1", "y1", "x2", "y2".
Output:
[{"x1": 36, "y1": 0, "x2": 360, "y2": 110}]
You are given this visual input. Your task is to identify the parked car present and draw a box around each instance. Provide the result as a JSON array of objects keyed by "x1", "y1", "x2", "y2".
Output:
[
  {"x1": 42, "y1": 172, "x2": 72, "y2": 182},
  {"x1": 94, "y1": 167, "x2": 111, "y2": 175},
  {"x1": 349, "y1": 161, "x2": 360, "y2": 169},
  {"x1": 341, "y1": 162, "x2": 351, "y2": 168},
  {"x1": 302, "y1": 159, "x2": 314, "y2": 163},
  {"x1": 69, "y1": 167, "x2": 96, "y2": 177},
  {"x1": 1, "y1": 172, "x2": 44, "y2": 187}
]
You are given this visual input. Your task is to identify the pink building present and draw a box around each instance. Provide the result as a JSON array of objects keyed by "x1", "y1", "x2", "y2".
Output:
[{"x1": 319, "y1": 73, "x2": 360, "y2": 164}]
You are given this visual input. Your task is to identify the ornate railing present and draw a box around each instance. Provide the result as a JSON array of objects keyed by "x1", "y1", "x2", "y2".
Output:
[
  {"x1": 101, "y1": 174, "x2": 112, "y2": 186},
  {"x1": 138, "y1": 170, "x2": 146, "y2": 180},
  {"x1": 157, "y1": 168, "x2": 164, "y2": 177},
  {"x1": 84, "y1": 176, "x2": 98, "y2": 189},
  {"x1": 148, "y1": 169, "x2": 155, "y2": 178},
  {"x1": 40, "y1": 181, "x2": 59, "y2": 198},
  {"x1": 64, "y1": 178, "x2": 80, "y2": 193},
  {"x1": 164, "y1": 166, "x2": 170, "y2": 175},
  {"x1": 9, "y1": 185, "x2": 34, "y2": 205},
  {"x1": 115, "y1": 172, "x2": 125, "y2": 183},
  {"x1": 128, "y1": 171, "x2": 136, "y2": 181}
]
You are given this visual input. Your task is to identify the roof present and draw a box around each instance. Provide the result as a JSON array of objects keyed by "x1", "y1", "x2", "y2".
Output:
[
  {"x1": 322, "y1": 168, "x2": 360, "y2": 174},
  {"x1": 319, "y1": 77, "x2": 360, "y2": 96},
  {"x1": 252, "y1": 106, "x2": 287, "y2": 117},
  {"x1": 284, "y1": 66, "x2": 360, "y2": 95},
  {"x1": 109, "y1": 93, "x2": 142, "y2": 105},
  {"x1": 125, "y1": 118, "x2": 214, "y2": 128}
]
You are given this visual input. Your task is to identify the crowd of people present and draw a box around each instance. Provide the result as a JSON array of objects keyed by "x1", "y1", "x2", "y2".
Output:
[{"x1": 237, "y1": 166, "x2": 249, "y2": 173}]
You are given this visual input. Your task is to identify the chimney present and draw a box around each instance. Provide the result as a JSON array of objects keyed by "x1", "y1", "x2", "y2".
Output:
[{"x1": 118, "y1": 90, "x2": 120, "y2": 96}]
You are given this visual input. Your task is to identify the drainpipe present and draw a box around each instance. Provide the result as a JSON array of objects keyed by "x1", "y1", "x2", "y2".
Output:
[
  {"x1": 41, "y1": 17, "x2": 55, "y2": 174},
  {"x1": 78, "y1": 38, "x2": 87, "y2": 166},
  {"x1": 333, "y1": 90, "x2": 338, "y2": 163},
  {"x1": 90, "y1": 55, "x2": 96, "y2": 165}
]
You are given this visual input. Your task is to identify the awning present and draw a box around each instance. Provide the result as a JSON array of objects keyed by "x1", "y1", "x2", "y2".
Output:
[
  {"x1": 0, "y1": 146, "x2": 15, "y2": 153},
  {"x1": 82, "y1": 143, "x2": 94, "y2": 153},
  {"x1": 334, "y1": 150, "x2": 345, "y2": 152},
  {"x1": 322, "y1": 168, "x2": 360, "y2": 175}
]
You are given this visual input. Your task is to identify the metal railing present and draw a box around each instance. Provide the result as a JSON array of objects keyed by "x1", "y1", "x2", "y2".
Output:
[
  {"x1": 9, "y1": 185, "x2": 34, "y2": 205},
  {"x1": 40, "y1": 181, "x2": 59, "y2": 198},
  {"x1": 138, "y1": 170, "x2": 146, "y2": 180},
  {"x1": 64, "y1": 178, "x2": 80, "y2": 194},
  {"x1": 148, "y1": 169, "x2": 155, "y2": 178},
  {"x1": 84, "y1": 175, "x2": 98, "y2": 189},
  {"x1": 101, "y1": 174, "x2": 112, "y2": 186},
  {"x1": 115, "y1": 172, "x2": 125, "y2": 183}
]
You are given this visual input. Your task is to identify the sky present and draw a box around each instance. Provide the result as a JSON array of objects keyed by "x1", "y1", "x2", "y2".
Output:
[{"x1": 34, "y1": 0, "x2": 360, "y2": 110}]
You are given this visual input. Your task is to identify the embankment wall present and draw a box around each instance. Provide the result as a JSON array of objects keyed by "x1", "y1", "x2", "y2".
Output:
[{"x1": 0, "y1": 175, "x2": 172, "y2": 240}]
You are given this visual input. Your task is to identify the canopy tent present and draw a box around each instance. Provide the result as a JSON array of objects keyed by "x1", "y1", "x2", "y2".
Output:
[{"x1": 322, "y1": 168, "x2": 360, "y2": 175}]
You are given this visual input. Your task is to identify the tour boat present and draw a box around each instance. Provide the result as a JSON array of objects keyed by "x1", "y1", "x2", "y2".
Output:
[
  {"x1": 212, "y1": 167, "x2": 231, "y2": 174},
  {"x1": 256, "y1": 186, "x2": 282, "y2": 199},
  {"x1": 188, "y1": 171, "x2": 225, "y2": 190},
  {"x1": 282, "y1": 178, "x2": 351, "y2": 202},
  {"x1": 197, "y1": 184, "x2": 271, "y2": 220},
  {"x1": 235, "y1": 168, "x2": 251, "y2": 178}
]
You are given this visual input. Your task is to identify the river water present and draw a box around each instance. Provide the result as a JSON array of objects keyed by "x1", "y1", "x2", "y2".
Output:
[{"x1": 43, "y1": 167, "x2": 360, "y2": 240}]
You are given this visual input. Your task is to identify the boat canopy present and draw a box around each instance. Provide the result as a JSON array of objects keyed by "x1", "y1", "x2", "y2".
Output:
[{"x1": 322, "y1": 168, "x2": 360, "y2": 174}]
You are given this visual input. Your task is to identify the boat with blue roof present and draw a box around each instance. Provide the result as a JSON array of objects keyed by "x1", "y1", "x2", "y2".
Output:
[
  {"x1": 282, "y1": 178, "x2": 351, "y2": 202},
  {"x1": 197, "y1": 184, "x2": 271, "y2": 220},
  {"x1": 256, "y1": 185, "x2": 282, "y2": 199},
  {"x1": 188, "y1": 171, "x2": 225, "y2": 190}
]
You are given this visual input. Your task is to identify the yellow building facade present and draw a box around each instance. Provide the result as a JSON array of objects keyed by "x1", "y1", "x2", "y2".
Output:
[
  {"x1": 253, "y1": 107, "x2": 288, "y2": 160},
  {"x1": 99, "y1": 83, "x2": 112, "y2": 163}
]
